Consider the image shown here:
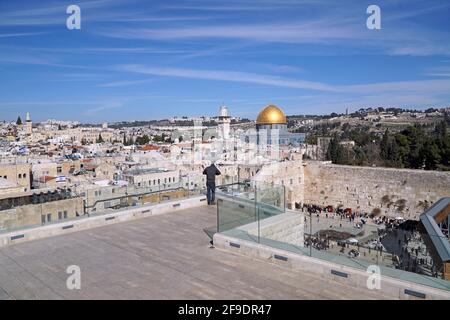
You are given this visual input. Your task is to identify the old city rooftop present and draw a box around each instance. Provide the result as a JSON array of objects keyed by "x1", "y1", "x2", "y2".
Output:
[{"x1": 0, "y1": 205, "x2": 388, "y2": 300}]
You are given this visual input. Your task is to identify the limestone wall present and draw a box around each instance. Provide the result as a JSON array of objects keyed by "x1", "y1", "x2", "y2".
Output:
[
  {"x1": 0, "y1": 197, "x2": 84, "y2": 230},
  {"x1": 303, "y1": 162, "x2": 450, "y2": 220}
]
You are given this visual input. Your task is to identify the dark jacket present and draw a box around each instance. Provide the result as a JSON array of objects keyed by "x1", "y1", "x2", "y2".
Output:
[{"x1": 203, "y1": 164, "x2": 221, "y2": 184}]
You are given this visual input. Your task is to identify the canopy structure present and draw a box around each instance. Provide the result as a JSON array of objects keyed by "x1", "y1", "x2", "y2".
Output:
[{"x1": 419, "y1": 197, "x2": 450, "y2": 280}]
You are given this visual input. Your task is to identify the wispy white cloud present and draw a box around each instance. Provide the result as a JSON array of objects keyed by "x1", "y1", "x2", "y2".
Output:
[
  {"x1": 98, "y1": 79, "x2": 154, "y2": 87},
  {"x1": 0, "y1": 0, "x2": 139, "y2": 26},
  {"x1": 388, "y1": 45, "x2": 450, "y2": 57},
  {"x1": 263, "y1": 64, "x2": 303, "y2": 74},
  {"x1": 92, "y1": 0, "x2": 450, "y2": 58},
  {"x1": 100, "y1": 22, "x2": 363, "y2": 44},
  {"x1": 115, "y1": 64, "x2": 337, "y2": 92},
  {"x1": 0, "y1": 45, "x2": 193, "y2": 56},
  {"x1": 83, "y1": 102, "x2": 123, "y2": 115},
  {"x1": 116, "y1": 64, "x2": 450, "y2": 95},
  {"x1": 162, "y1": 0, "x2": 333, "y2": 11},
  {"x1": 0, "y1": 54, "x2": 58, "y2": 66},
  {"x1": 0, "y1": 32, "x2": 47, "y2": 38},
  {"x1": 340, "y1": 79, "x2": 450, "y2": 94},
  {"x1": 423, "y1": 67, "x2": 450, "y2": 78},
  {"x1": 46, "y1": 73, "x2": 104, "y2": 82},
  {"x1": 426, "y1": 73, "x2": 450, "y2": 77}
]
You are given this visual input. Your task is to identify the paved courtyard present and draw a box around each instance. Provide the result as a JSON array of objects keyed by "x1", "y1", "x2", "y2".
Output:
[{"x1": 0, "y1": 205, "x2": 390, "y2": 300}]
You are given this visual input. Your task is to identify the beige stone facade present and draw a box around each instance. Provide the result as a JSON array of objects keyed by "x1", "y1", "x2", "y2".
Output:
[
  {"x1": 94, "y1": 163, "x2": 117, "y2": 180},
  {"x1": 122, "y1": 169, "x2": 180, "y2": 188},
  {"x1": 0, "y1": 197, "x2": 84, "y2": 230},
  {"x1": 0, "y1": 163, "x2": 31, "y2": 191}
]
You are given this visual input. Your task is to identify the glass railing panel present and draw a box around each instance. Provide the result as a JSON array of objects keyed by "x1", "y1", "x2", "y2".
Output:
[
  {"x1": 281, "y1": 207, "x2": 450, "y2": 291},
  {"x1": 216, "y1": 182, "x2": 289, "y2": 245},
  {"x1": 255, "y1": 181, "x2": 285, "y2": 213},
  {"x1": 217, "y1": 195, "x2": 257, "y2": 234},
  {"x1": 216, "y1": 188, "x2": 450, "y2": 291},
  {"x1": 216, "y1": 181, "x2": 256, "y2": 200}
]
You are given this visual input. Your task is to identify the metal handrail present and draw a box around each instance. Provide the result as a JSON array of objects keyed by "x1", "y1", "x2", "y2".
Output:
[{"x1": 83, "y1": 186, "x2": 191, "y2": 213}]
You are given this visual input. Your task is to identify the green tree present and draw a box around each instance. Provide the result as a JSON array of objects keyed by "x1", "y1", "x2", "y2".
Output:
[
  {"x1": 435, "y1": 121, "x2": 450, "y2": 169},
  {"x1": 380, "y1": 129, "x2": 390, "y2": 160},
  {"x1": 136, "y1": 134, "x2": 150, "y2": 145},
  {"x1": 326, "y1": 135, "x2": 345, "y2": 164},
  {"x1": 326, "y1": 137, "x2": 338, "y2": 162},
  {"x1": 422, "y1": 139, "x2": 441, "y2": 170},
  {"x1": 16, "y1": 116, "x2": 22, "y2": 126},
  {"x1": 401, "y1": 126, "x2": 426, "y2": 169}
]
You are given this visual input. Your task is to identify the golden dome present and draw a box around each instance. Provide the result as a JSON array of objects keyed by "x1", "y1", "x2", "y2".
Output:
[{"x1": 256, "y1": 104, "x2": 287, "y2": 125}]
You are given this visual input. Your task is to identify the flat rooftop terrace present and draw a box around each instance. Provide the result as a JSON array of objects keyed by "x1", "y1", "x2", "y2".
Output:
[{"x1": 0, "y1": 205, "x2": 389, "y2": 300}]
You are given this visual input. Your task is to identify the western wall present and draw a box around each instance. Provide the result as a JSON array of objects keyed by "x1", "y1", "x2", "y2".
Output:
[{"x1": 302, "y1": 161, "x2": 450, "y2": 220}]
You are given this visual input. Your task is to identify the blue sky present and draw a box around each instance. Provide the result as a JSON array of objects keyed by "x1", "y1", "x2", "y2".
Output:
[{"x1": 0, "y1": 0, "x2": 450, "y2": 122}]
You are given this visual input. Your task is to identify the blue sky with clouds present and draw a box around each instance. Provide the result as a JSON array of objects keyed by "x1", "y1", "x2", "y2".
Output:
[{"x1": 0, "y1": 0, "x2": 450, "y2": 122}]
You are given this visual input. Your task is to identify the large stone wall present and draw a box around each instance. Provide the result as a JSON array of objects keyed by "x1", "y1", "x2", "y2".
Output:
[{"x1": 303, "y1": 162, "x2": 450, "y2": 220}]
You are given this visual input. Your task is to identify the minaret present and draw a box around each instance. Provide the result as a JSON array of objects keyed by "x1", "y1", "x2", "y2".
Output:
[
  {"x1": 25, "y1": 112, "x2": 32, "y2": 136},
  {"x1": 218, "y1": 105, "x2": 230, "y2": 140}
]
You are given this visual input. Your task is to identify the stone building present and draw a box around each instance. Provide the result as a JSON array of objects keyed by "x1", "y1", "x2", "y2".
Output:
[
  {"x1": 0, "y1": 189, "x2": 83, "y2": 230},
  {"x1": 122, "y1": 168, "x2": 180, "y2": 189},
  {"x1": 0, "y1": 177, "x2": 25, "y2": 195},
  {"x1": 0, "y1": 163, "x2": 31, "y2": 191}
]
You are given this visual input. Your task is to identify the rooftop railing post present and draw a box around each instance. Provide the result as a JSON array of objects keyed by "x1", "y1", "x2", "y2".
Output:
[
  {"x1": 216, "y1": 198, "x2": 220, "y2": 234},
  {"x1": 257, "y1": 205, "x2": 260, "y2": 244},
  {"x1": 310, "y1": 212, "x2": 312, "y2": 257},
  {"x1": 237, "y1": 166, "x2": 240, "y2": 184},
  {"x1": 255, "y1": 183, "x2": 259, "y2": 243}
]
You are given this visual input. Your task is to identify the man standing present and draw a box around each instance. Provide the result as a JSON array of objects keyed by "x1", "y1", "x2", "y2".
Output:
[{"x1": 203, "y1": 162, "x2": 221, "y2": 205}]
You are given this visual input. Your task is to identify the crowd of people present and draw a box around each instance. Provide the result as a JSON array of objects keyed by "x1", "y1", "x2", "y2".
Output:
[
  {"x1": 301, "y1": 203, "x2": 370, "y2": 224},
  {"x1": 298, "y1": 202, "x2": 444, "y2": 278},
  {"x1": 300, "y1": 203, "x2": 410, "y2": 229}
]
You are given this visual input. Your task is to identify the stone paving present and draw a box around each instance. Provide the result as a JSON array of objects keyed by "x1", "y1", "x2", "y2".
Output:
[{"x1": 0, "y1": 205, "x2": 391, "y2": 300}]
